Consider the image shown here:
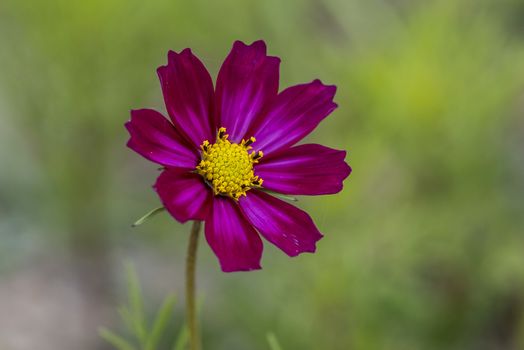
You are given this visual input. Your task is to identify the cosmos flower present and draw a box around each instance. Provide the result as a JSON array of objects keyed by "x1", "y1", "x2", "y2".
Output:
[{"x1": 125, "y1": 40, "x2": 351, "y2": 272}]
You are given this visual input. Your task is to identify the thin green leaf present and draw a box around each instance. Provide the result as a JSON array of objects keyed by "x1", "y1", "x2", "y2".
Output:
[
  {"x1": 172, "y1": 325, "x2": 189, "y2": 350},
  {"x1": 117, "y1": 306, "x2": 135, "y2": 335},
  {"x1": 267, "y1": 332, "x2": 283, "y2": 350},
  {"x1": 132, "y1": 207, "x2": 165, "y2": 227},
  {"x1": 125, "y1": 263, "x2": 148, "y2": 347},
  {"x1": 145, "y1": 294, "x2": 177, "y2": 350},
  {"x1": 99, "y1": 328, "x2": 137, "y2": 350}
]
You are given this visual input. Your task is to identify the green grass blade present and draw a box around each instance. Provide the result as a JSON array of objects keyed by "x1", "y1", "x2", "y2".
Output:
[
  {"x1": 118, "y1": 306, "x2": 136, "y2": 335},
  {"x1": 145, "y1": 294, "x2": 177, "y2": 350},
  {"x1": 99, "y1": 328, "x2": 137, "y2": 350},
  {"x1": 267, "y1": 332, "x2": 283, "y2": 350},
  {"x1": 125, "y1": 263, "x2": 148, "y2": 347},
  {"x1": 172, "y1": 325, "x2": 189, "y2": 350}
]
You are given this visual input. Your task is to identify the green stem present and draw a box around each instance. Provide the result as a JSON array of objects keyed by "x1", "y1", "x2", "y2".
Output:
[{"x1": 186, "y1": 220, "x2": 201, "y2": 350}]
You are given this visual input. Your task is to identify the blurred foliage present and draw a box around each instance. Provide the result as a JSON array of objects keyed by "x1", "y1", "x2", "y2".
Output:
[
  {"x1": 1, "y1": 0, "x2": 524, "y2": 350},
  {"x1": 267, "y1": 333, "x2": 283, "y2": 350},
  {"x1": 99, "y1": 263, "x2": 188, "y2": 350}
]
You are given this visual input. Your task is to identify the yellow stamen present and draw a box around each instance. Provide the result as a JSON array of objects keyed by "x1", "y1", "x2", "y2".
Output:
[{"x1": 196, "y1": 127, "x2": 264, "y2": 200}]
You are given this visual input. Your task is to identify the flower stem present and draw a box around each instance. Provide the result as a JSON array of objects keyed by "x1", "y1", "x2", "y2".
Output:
[{"x1": 186, "y1": 220, "x2": 201, "y2": 350}]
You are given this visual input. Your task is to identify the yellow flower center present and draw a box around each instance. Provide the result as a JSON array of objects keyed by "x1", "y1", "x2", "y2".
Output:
[{"x1": 196, "y1": 127, "x2": 263, "y2": 200}]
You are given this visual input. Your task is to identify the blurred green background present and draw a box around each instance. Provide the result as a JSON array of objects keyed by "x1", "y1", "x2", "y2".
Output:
[{"x1": 1, "y1": 0, "x2": 524, "y2": 349}]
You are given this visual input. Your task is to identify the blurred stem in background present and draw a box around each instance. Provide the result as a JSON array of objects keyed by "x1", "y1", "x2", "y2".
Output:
[{"x1": 186, "y1": 221, "x2": 202, "y2": 350}]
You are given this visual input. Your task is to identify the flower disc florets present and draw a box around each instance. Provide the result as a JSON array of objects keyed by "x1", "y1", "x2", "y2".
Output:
[{"x1": 196, "y1": 127, "x2": 263, "y2": 200}]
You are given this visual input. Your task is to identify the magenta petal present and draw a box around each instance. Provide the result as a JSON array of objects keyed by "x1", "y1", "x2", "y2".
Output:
[
  {"x1": 125, "y1": 109, "x2": 198, "y2": 168},
  {"x1": 154, "y1": 168, "x2": 212, "y2": 223},
  {"x1": 239, "y1": 190, "x2": 323, "y2": 257},
  {"x1": 157, "y1": 49, "x2": 215, "y2": 148},
  {"x1": 255, "y1": 144, "x2": 351, "y2": 195},
  {"x1": 248, "y1": 80, "x2": 337, "y2": 155},
  {"x1": 216, "y1": 40, "x2": 280, "y2": 143},
  {"x1": 205, "y1": 196, "x2": 263, "y2": 272}
]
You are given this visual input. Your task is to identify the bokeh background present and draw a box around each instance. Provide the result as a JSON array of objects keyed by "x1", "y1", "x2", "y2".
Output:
[{"x1": 1, "y1": 0, "x2": 524, "y2": 349}]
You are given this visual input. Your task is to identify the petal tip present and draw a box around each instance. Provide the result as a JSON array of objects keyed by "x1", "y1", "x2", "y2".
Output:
[
  {"x1": 156, "y1": 64, "x2": 168, "y2": 79},
  {"x1": 179, "y1": 48, "x2": 193, "y2": 58},
  {"x1": 220, "y1": 263, "x2": 263, "y2": 273},
  {"x1": 163, "y1": 48, "x2": 194, "y2": 67},
  {"x1": 267, "y1": 55, "x2": 281, "y2": 66},
  {"x1": 344, "y1": 163, "x2": 352, "y2": 179},
  {"x1": 125, "y1": 137, "x2": 135, "y2": 150},
  {"x1": 129, "y1": 108, "x2": 146, "y2": 120},
  {"x1": 311, "y1": 79, "x2": 337, "y2": 96},
  {"x1": 231, "y1": 39, "x2": 267, "y2": 57},
  {"x1": 251, "y1": 39, "x2": 267, "y2": 50},
  {"x1": 297, "y1": 235, "x2": 323, "y2": 256},
  {"x1": 166, "y1": 50, "x2": 179, "y2": 64}
]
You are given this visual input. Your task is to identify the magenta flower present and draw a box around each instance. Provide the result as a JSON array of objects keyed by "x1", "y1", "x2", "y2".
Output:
[{"x1": 126, "y1": 40, "x2": 351, "y2": 272}]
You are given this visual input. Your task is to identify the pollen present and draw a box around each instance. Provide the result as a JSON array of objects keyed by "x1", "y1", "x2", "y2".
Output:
[{"x1": 196, "y1": 127, "x2": 263, "y2": 200}]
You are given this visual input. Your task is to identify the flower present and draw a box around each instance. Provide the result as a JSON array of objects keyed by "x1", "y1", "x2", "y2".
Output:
[{"x1": 125, "y1": 40, "x2": 351, "y2": 272}]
